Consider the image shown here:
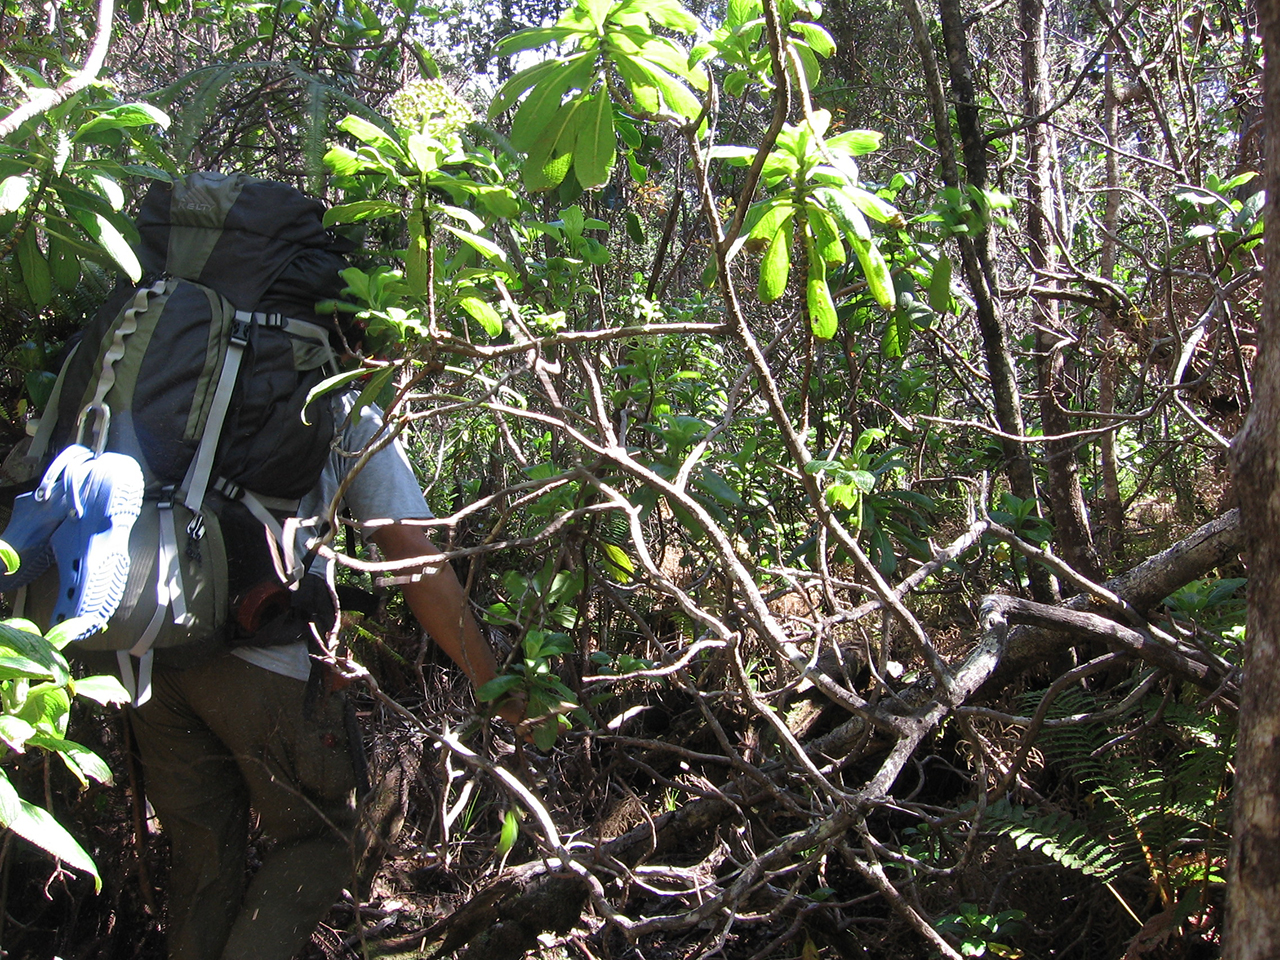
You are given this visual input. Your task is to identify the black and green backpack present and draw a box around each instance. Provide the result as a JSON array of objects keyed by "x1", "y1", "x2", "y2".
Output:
[{"x1": 16, "y1": 172, "x2": 354, "y2": 696}]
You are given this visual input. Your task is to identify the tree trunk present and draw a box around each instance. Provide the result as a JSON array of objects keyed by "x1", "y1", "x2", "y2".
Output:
[
  {"x1": 1020, "y1": 0, "x2": 1101, "y2": 582},
  {"x1": 934, "y1": 0, "x2": 1054, "y2": 601},
  {"x1": 1225, "y1": 0, "x2": 1280, "y2": 952}
]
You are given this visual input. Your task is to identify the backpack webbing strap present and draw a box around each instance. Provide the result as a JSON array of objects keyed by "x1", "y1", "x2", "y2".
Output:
[
  {"x1": 212, "y1": 478, "x2": 308, "y2": 585},
  {"x1": 182, "y1": 313, "x2": 336, "y2": 515},
  {"x1": 26, "y1": 342, "x2": 81, "y2": 464},
  {"x1": 116, "y1": 649, "x2": 154, "y2": 706}
]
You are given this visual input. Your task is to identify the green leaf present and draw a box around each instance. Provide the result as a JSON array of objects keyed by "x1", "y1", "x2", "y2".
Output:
[
  {"x1": 65, "y1": 206, "x2": 141, "y2": 281},
  {"x1": 0, "y1": 622, "x2": 67, "y2": 683},
  {"x1": 601, "y1": 542, "x2": 634, "y2": 582},
  {"x1": 0, "y1": 715, "x2": 36, "y2": 752},
  {"x1": 47, "y1": 234, "x2": 81, "y2": 290},
  {"x1": 16, "y1": 684, "x2": 71, "y2": 736},
  {"x1": 574, "y1": 92, "x2": 616, "y2": 190},
  {"x1": 323, "y1": 200, "x2": 401, "y2": 226},
  {"x1": 928, "y1": 255, "x2": 953, "y2": 314},
  {"x1": 758, "y1": 227, "x2": 791, "y2": 303},
  {"x1": 827, "y1": 129, "x2": 883, "y2": 157},
  {"x1": 523, "y1": 97, "x2": 588, "y2": 192},
  {"x1": 496, "y1": 807, "x2": 520, "y2": 856},
  {"x1": 458, "y1": 295, "x2": 504, "y2": 337},
  {"x1": 696, "y1": 466, "x2": 744, "y2": 506},
  {"x1": 747, "y1": 201, "x2": 795, "y2": 240},
  {"x1": 492, "y1": 25, "x2": 578, "y2": 58},
  {"x1": 28, "y1": 733, "x2": 114, "y2": 787},
  {"x1": 477, "y1": 675, "x2": 525, "y2": 701},
  {"x1": 807, "y1": 266, "x2": 838, "y2": 339},
  {"x1": 0, "y1": 174, "x2": 32, "y2": 214},
  {"x1": 509, "y1": 55, "x2": 596, "y2": 153},
  {"x1": 489, "y1": 58, "x2": 569, "y2": 119},
  {"x1": 0, "y1": 781, "x2": 100, "y2": 892},
  {"x1": 337, "y1": 115, "x2": 404, "y2": 159},
  {"x1": 17, "y1": 230, "x2": 51, "y2": 308},
  {"x1": 440, "y1": 224, "x2": 510, "y2": 268},
  {"x1": 791, "y1": 21, "x2": 835, "y2": 57},
  {"x1": 72, "y1": 103, "x2": 170, "y2": 140},
  {"x1": 70, "y1": 674, "x2": 131, "y2": 706},
  {"x1": 44, "y1": 616, "x2": 99, "y2": 651},
  {"x1": 848, "y1": 232, "x2": 894, "y2": 310},
  {"x1": 0, "y1": 541, "x2": 17, "y2": 574}
]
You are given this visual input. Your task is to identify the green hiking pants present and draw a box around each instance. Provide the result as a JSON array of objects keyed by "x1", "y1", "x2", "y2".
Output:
[{"x1": 127, "y1": 653, "x2": 360, "y2": 960}]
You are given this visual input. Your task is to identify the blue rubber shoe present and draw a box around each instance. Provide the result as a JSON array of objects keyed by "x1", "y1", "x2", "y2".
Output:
[
  {"x1": 0, "y1": 445, "x2": 96, "y2": 589},
  {"x1": 46, "y1": 451, "x2": 145, "y2": 639}
]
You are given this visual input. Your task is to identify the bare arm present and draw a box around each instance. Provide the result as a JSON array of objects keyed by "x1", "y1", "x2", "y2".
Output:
[{"x1": 370, "y1": 523, "x2": 524, "y2": 726}]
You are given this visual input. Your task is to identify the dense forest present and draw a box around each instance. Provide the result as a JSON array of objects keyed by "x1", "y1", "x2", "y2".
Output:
[{"x1": 0, "y1": 0, "x2": 1274, "y2": 956}]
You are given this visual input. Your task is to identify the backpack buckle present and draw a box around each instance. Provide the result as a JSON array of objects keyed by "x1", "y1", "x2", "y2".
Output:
[
  {"x1": 74, "y1": 403, "x2": 111, "y2": 456},
  {"x1": 230, "y1": 312, "x2": 255, "y2": 344}
]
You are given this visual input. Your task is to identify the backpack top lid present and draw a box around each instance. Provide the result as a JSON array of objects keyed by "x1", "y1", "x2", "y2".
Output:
[{"x1": 134, "y1": 171, "x2": 353, "y2": 322}]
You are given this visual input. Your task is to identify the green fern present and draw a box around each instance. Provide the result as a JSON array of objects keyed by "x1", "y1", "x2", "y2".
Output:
[
  {"x1": 985, "y1": 798, "x2": 1125, "y2": 881},
  {"x1": 1003, "y1": 685, "x2": 1235, "y2": 898}
]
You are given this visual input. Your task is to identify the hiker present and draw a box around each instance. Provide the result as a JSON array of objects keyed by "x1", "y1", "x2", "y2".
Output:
[
  {"x1": 124, "y1": 390, "x2": 524, "y2": 960},
  {"x1": 0, "y1": 172, "x2": 524, "y2": 960}
]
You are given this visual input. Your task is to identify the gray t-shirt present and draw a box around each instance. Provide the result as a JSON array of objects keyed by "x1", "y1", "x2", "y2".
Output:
[{"x1": 232, "y1": 392, "x2": 431, "y2": 679}]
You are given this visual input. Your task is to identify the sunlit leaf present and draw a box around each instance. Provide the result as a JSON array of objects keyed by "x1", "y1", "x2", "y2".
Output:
[{"x1": 758, "y1": 226, "x2": 791, "y2": 303}]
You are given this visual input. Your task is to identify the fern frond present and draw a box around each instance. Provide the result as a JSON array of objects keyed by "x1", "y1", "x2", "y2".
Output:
[{"x1": 985, "y1": 798, "x2": 1126, "y2": 881}]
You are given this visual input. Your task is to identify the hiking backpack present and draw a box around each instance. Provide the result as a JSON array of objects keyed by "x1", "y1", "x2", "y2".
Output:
[{"x1": 8, "y1": 172, "x2": 354, "y2": 699}]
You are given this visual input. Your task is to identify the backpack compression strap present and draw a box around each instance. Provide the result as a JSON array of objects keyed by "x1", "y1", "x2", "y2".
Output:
[{"x1": 181, "y1": 311, "x2": 336, "y2": 514}]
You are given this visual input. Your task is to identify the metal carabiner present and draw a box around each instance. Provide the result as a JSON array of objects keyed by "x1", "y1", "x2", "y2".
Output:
[{"x1": 74, "y1": 403, "x2": 112, "y2": 456}]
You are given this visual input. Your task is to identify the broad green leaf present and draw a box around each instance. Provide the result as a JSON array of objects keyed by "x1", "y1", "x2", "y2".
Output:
[
  {"x1": 510, "y1": 55, "x2": 596, "y2": 153},
  {"x1": 842, "y1": 184, "x2": 902, "y2": 224},
  {"x1": 496, "y1": 807, "x2": 520, "y2": 856},
  {"x1": 349, "y1": 364, "x2": 400, "y2": 421},
  {"x1": 87, "y1": 172, "x2": 126, "y2": 210},
  {"x1": 928, "y1": 255, "x2": 953, "y2": 314},
  {"x1": 0, "y1": 787, "x2": 101, "y2": 891},
  {"x1": 16, "y1": 683, "x2": 71, "y2": 736},
  {"x1": 405, "y1": 133, "x2": 440, "y2": 176},
  {"x1": 69, "y1": 674, "x2": 130, "y2": 706},
  {"x1": 44, "y1": 616, "x2": 99, "y2": 651},
  {"x1": 323, "y1": 145, "x2": 368, "y2": 177},
  {"x1": 17, "y1": 230, "x2": 51, "y2": 308},
  {"x1": 28, "y1": 733, "x2": 114, "y2": 787},
  {"x1": 458, "y1": 295, "x2": 504, "y2": 337},
  {"x1": 758, "y1": 227, "x2": 791, "y2": 303},
  {"x1": 807, "y1": 266, "x2": 838, "y2": 339},
  {"x1": 440, "y1": 224, "x2": 510, "y2": 268},
  {"x1": 815, "y1": 186, "x2": 870, "y2": 241},
  {"x1": 696, "y1": 466, "x2": 744, "y2": 506},
  {"x1": 66, "y1": 206, "x2": 141, "y2": 281},
  {"x1": 791, "y1": 21, "x2": 835, "y2": 57},
  {"x1": 0, "y1": 174, "x2": 32, "y2": 214},
  {"x1": 523, "y1": 99, "x2": 586, "y2": 191},
  {"x1": 0, "y1": 541, "x2": 17, "y2": 574},
  {"x1": 72, "y1": 103, "x2": 169, "y2": 140},
  {"x1": 489, "y1": 58, "x2": 570, "y2": 119},
  {"x1": 600, "y1": 542, "x2": 634, "y2": 581},
  {"x1": 747, "y1": 201, "x2": 795, "y2": 240},
  {"x1": 884, "y1": 297, "x2": 912, "y2": 358},
  {"x1": 808, "y1": 207, "x2": 845, "y2": 265},
  {"x1": 630, "y1": 56, "x2": 704, "y2": 119},
  {"x1": 438, "y1": 204, "x2": 485, "y2": 232},
  {"x1": 574, "y1": 92, "x2": 616, "y2": 190},
  {"x1": 0, "y1": 715, "x2": 36, "y2": 752},
  {"x1": 337, "y1": 115, "x2": 404, "y2": 159},
  {"x1": 0, "y1": 622, "x2": 67, "y2": 683},
  {"x1": 492, "y1": 25, "x2": 578, "y2": 57},
  {"x1": 47, "y1": 234, "x2": 81, "y2": 290},
  {"x1": 322, "y1": 199, "x2": 401, "y2": 226},
  {"x1": 848, "y1": 232, "x2": 894, "y2": 310},
  {"x1": 477, "y1": 675, "x2": 525, "y2": 701}
]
